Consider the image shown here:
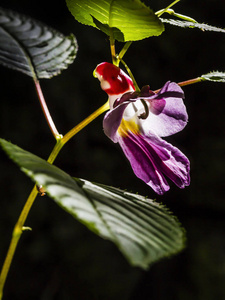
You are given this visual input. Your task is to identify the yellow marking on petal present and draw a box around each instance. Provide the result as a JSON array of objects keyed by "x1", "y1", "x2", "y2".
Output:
[{"x1": 118, "y1": 118, "x2": 140, "y2": 137}]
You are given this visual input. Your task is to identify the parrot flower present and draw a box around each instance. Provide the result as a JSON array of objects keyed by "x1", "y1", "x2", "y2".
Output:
[{"x1": 94, "y1": 62, "x2": 190, "y2": 195}]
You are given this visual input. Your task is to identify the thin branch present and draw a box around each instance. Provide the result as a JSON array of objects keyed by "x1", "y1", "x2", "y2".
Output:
[
  {"x1": 34, "y1": 79, "x2": 61, "y2": 140},
  {"x1": 61, "y1": 101, "x2": 109, "y2": 147},
  {"x1": 156, "y1": 0, "x2": 181, "y2": 17},
  {"x1": 120, "y1": 59, "x2": 140, "y2": 91},
  {"x1": 154, "y1": 77, "x2": 203, "y2": 93},
  {"x1": 0, "y1": 186, "x2": 38, "y2": 300},
  {"x1": 109, "y1": 28, "x2": 117, "y2": 65},
  {"x1": 116, "y1": 41, "x2": 132, "y2": 66}
]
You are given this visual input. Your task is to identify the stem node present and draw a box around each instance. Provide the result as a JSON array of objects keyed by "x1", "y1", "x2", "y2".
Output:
[{"x1": 12, "y1": 226, "x2": 22, "y2": 238}]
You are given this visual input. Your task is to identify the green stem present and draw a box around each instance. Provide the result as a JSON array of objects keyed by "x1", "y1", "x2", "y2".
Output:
[
  {"x1": 62, "y1": 101, "x2": 109, "y2": 146},
  {"x1": 162, "y1": 9, "x2": 197, "y2": 23},
  {"x1": 120, "y1": 59, "x2": 140, "y2": 91},
  {"x1": 116, "y1": 42, "x2": 132, "y2": 66},
  {"x1": 109, "y1": 28, "x2": 117, "y2": 65},
  {"x1": 156, "y1": 0, "x2": 181, "y2": 17},
  {"x1": 0, "y1": 186, "x2": 38, "y2": 300},
  {"x1": 47, "y1": 101, "x2": 109, "y2": 164},
  {"x1": 0, "y1": 101, "x2": 109, "y2": 299}
]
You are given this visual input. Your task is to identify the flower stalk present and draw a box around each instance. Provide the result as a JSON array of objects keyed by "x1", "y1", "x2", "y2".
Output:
[{"x1": 119, "y1": 59, "x2": 140, "y2": 91}]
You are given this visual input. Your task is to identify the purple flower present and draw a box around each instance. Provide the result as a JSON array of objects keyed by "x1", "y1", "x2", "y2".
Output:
[{"x1": 95, "y1": 62, "x2": 190, "y2": 194}]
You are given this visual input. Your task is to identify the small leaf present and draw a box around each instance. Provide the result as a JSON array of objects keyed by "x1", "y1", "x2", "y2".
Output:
[
  {"x1": 201, "y1": 71, "x2": 225, "y2": 83},
  {"x1": 0, "y1": 138, "x2": 185, "y2": 269},
  {"x1": 161, "y1": 18, "x2": 225, "y2": 33},
  {"x1": 66, "y1": 0, "x2": 164, "y2": 42},
  {"x1": 0, "y1": 7, "x2": 78, "y2": 79}
]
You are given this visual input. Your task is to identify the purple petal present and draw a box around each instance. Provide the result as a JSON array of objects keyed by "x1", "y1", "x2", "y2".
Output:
[
  {"x1": 103, "y1": 101, "x2": 129, "y2": 142},
  {"x1": 138, "y1": 82, "x2": 188, "y2": 137},
  {"x1": 117, "y1": 132, "x2": 190, "y2": 195}
]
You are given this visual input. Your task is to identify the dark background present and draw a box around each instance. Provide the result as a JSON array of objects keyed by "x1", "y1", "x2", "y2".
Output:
[{"x1": 0, "y1": 0, "x2": 225, "y2": 299}]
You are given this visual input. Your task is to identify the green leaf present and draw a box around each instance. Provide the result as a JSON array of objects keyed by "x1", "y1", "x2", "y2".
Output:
[
  {"x1": 161, "y1": 18, "x2": 225, "y2": 33},
  {"x1": 201, "y1": 71, "x2": 225, "y2": 83},
  {"x1": 0, "y1": 138, "x2": 185, "y2": 269},
  {"x1": 66, "y1": 0, "x2": 164, "y2": 42},
  {"x1": 0, "y1": 7, "x2": 78, "y2": 79}
]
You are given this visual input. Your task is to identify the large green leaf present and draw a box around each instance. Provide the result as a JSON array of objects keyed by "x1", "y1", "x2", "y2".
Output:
[
  {"x1": 0, "y1": 138, "x2": 185, "y2": 269},
  {"x1": 0, "y1": 7, "x2": 78, "y2": 79},
  {"x1": 66, "y1": 0, "x2": 164, "y2": 42}
]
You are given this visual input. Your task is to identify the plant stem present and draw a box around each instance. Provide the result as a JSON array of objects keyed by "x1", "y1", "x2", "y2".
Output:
[
  {"x1": 156, "y1": 0, "x2": 181, "y2": 17},
  {"x1": 109, "y1": 28, "x2": 117, "y2": 65},
  {"x1": 153, "y1": 77, "x2": 203, "y2": 93},
  {"x1": 62, "y1": 101, "x2": 109, "y2": 146},
  {"x1": 177, "y1": 77, "x2": 203, "y2": 87},
  {"x1": 46, "y1": 101, "x2": 109, "y2": 165},
  {"x1": 120, "y1": 59, "x2": 140, "y2": 91},
  {"x1": 116, "y1": 41, "x2": 132, "y2": 66},
  {"x1": 0, "y1": 101, "x2": 109, "y2": 299},
  {"x1": 0, "y1": 186, "x2": 38, "y2": 300},
  {"x1": 34, "y1": 79, "x2": 61, "y2": 140}
]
